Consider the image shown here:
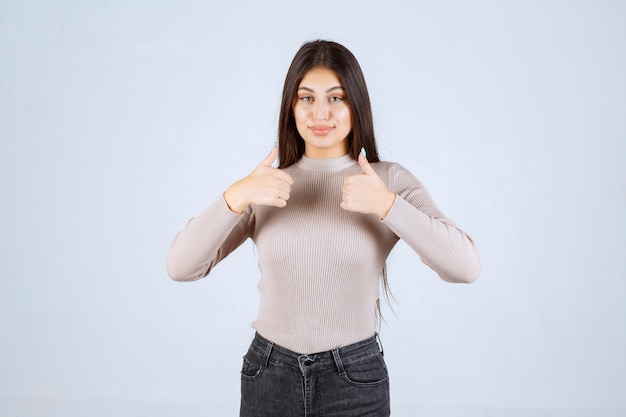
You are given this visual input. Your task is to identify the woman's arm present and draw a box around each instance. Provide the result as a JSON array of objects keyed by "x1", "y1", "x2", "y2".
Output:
[
  {"x1": 381, "y1": 163, "x2": 481, "y2": 283},
  {"x1": 166, "y1": 147, "x2": 293, "y2": 282},
  {"x1": 166, "y1": 197, "x2": 254, "y2": 282}
]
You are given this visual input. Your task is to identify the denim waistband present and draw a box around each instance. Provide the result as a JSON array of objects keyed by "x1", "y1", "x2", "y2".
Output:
[{"x1": 248, "y1": 332, "x2": 383, "y2": 375}]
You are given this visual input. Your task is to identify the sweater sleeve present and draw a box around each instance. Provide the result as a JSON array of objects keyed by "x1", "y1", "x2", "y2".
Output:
[
  {"x1": 381, "y1": 163, "x2": 480, "y2": 283},
  {"x1": 166, "y1": 196, "x2": 255, "y2": 282}
]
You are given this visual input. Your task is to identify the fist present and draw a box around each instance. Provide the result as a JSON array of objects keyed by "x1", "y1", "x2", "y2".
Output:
[
  {"x1": 224, "y1": 146, "x2": 294, "y2": 213},
  {"x1": 340, "y1": 152, "x2": 395, "y2": 219}
]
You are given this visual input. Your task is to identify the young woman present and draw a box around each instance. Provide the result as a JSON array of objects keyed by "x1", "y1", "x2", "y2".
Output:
[{"x1": 167, "y1": 40, "x2": 480, "y2": 417}]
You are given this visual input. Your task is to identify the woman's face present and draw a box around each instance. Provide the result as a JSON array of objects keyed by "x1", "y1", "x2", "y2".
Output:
[{"x1": 293, "y1": 67, "x2": 352, "y2": 158}]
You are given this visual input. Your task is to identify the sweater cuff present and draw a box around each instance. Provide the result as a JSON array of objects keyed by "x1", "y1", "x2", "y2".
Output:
[
  {"x1": 381, "y1": 195, "x2": 427, "y2": 232},
  {"x1": 196, "y1": 194, "x2": 248, "y2": 225}
]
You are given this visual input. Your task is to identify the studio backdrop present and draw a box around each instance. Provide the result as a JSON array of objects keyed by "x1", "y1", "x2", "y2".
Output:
[{"x1": 1, "y1": 1, "x2": 624, "y2": 416}]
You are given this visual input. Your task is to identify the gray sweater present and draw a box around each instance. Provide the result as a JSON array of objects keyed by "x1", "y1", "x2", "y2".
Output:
[{"x1": 167, "y1": 154, "x2": 480, "y2": 354}]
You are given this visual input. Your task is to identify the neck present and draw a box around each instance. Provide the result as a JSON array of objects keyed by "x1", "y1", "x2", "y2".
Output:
[{"x1": 297, "y1": 153, "x2": 355, "y2": 171}]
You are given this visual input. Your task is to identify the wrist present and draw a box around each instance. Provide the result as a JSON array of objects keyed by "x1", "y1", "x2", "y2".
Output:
[
  {"x1": 223, "y1": 184, "x2": 247, "y2": 214},
  {"x1": 378, "y1": 191, "x2": 396, "y2": 220}
]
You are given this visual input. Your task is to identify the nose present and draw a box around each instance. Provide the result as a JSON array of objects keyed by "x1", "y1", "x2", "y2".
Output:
[{"x1": 313, "y1": 100, "x2": 329, "y2": 121}]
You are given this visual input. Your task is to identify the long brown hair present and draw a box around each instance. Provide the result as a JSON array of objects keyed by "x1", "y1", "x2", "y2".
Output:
[
  {"x1": 277, "y1": 40, "x2": 395, "y2": 315},
  {"x1": 277, "y1": 40, "x2": 380, "y2": 168}
]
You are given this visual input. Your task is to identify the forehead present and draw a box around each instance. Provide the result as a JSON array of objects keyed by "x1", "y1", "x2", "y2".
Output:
[{"x1": 299, "y1": 67, "x2": 343, "y2": 88}]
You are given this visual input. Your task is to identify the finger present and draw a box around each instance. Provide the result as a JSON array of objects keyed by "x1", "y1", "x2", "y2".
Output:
[
  {"x1": 260, "y1": 145, "x2": 278, "y2": 167},
  {"x1": 340, "y1": 180, "x2": 349, "y2": 197},
  {"x1": 277, "y1": 171, "x2": 294, "y2": 186},
  {"x1": 340, "y1": 185, "x2": 351, "y2": 210},
  {"x1": 275, "y1": 198, "x2": 287, "y2": 208},
  {"x1": 272, "y1": 194, "x2": 289, "y2": 208},
  {"x1": 279, "y1": 189, "x2": 291, "y2": 201},
  {"x1": 358, "y1": 151, "x2": 375, "y2": 175},
  {"x1": 273, "y1": 180, "x2": 292, "y2": 195},
  {"x1": 340, "y1": 201, "x2": 353, "y2": 211},
  {"x1": 268, "y1": 174, "x2": 293, "y2": 192}
]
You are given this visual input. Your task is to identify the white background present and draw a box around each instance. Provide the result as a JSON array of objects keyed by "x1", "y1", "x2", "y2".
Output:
[{"x1": 1, "y1": 1, "x2": 625, "y2": 416}]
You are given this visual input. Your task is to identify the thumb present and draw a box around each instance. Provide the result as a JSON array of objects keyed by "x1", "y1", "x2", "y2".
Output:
[
  {"x1": 358, "y1": 147, "x2": 375, "y2": 174},
  {"x1": 260, "y1": 144, "x2": 278, "y2": 167}
]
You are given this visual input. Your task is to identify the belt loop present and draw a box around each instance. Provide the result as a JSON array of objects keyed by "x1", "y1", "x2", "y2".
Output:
[
  {"x1": 376, "y1": 333, "x2": 384, "y2": 356},
  {"x1": 331, "y1": 348, "x2": 346, "y2": 376},
  {"x1": 262, "y1": 340, "x2": 274, "y2": 368}
]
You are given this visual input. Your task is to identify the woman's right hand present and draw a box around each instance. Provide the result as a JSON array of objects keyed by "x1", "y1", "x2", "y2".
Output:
[{"x1": 223, "y1": 146, "x2": 293, "y2": 214}]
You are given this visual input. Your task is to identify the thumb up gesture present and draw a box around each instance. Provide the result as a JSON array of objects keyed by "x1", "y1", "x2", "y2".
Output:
[
  {"x1": 224, "y1": 146, "x2": 294, "y2": 214},
  {"x1": 340, "y1": 149, "x2": 396, "y2": 219}
]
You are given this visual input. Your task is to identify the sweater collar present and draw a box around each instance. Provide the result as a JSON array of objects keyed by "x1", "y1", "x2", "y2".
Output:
[{"x1": 296, "y1": 153, "x2": 356, "y2": 171}]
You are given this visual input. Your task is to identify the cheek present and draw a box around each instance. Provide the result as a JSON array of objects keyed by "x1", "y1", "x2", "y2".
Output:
[
  {"x1": 292, "y1": 107, "x2": 308, "y2": 136},
  {"x1": 333, "y1": 102, "x2": 349, "y2": 118},
  {"x1": 337, "y1": 106, "x2": 352, "y2": 127},
  {"x1": 292, "y1": 105, "x2": 307, "y2": 125}
]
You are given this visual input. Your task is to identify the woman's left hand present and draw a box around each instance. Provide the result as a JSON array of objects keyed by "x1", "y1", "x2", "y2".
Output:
[{"x1": 341, "y1": 153, "x2": 396, "y2": 219}]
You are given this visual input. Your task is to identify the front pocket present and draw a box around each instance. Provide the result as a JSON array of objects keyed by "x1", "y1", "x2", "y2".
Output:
[
  {"x1": 341, "y1": 353, "x2": 389, "y2": 388},
  {"x1": 241, "y1": 351, "x2": 266, "y2": 381}
]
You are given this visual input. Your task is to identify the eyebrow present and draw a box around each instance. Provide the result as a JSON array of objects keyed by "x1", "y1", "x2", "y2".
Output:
[{"x1": 298, "y1": 86, "x2": 344, "y2": 93}]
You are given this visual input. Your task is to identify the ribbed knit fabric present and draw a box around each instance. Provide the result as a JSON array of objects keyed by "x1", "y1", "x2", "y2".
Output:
[{"x1": 166, "y1": 154, "x2": 480, "y2": 354}]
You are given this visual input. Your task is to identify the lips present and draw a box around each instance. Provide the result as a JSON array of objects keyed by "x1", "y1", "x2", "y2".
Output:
[{"x1": 310, "y1": 125, "x2": 333, "y2": 135}]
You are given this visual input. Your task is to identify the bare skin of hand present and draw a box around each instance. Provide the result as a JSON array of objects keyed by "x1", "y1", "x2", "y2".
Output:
[
  {"x1": 341, "y1": 153, "x2": 396, "y2": 220},
  {"x1": 224, "y1": 146, "x2": 294, "y2": 214}
]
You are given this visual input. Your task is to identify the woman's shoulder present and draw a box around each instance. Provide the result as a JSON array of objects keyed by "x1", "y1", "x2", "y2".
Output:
[
  {"x1": 372, "y1": 160, "x2": 411, "y2": 176},
  {"x1": 372, "y1": 160, "x2": 423, "y2": 188},
  {"x1": 372, "y1": 160, "x2": 399, "y2": 168}
]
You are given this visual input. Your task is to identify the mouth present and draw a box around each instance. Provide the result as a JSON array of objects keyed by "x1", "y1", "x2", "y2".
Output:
[{"x1": 310, "y1": 125, "x2": 333, "y2": 135}]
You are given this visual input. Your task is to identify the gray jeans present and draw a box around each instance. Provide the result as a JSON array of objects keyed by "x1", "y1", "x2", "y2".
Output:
[{"x1": 240, "y1": 332, "x2": 390, "y2": 417}]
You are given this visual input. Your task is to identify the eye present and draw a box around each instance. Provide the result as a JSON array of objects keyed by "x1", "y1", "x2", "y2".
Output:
[
  {"x1": 299, "y1": 96, "x2": 313, "y2": 103},
  {"x1": 329, "y1": 96, "x2": 344, "y2": 103}
]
